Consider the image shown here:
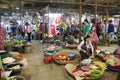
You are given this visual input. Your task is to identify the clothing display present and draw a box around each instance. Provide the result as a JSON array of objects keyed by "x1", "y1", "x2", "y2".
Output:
[{"x1": 51, "y1": 24, "x2": 57, "y2": 36}]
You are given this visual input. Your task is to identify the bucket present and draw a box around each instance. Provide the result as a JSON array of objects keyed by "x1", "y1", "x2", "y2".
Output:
[
  {"x1": 9, "y1": 75, "x2": 25, "y2": 80},
  {"x1": 24, "y1": 45, "x2": 31, "y2": 53}
]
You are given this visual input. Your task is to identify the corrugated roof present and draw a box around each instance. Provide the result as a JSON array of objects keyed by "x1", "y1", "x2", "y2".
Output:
[{"x1": 0, "y1": 0, "x2": 119, "y2": 15}]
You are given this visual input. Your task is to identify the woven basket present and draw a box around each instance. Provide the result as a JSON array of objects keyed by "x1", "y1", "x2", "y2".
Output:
[
  {"x1": 53, "y1": 52, "x2": 80, "y2": 65},
  {"x1": 65, "y1": 63, "x2": 103, "y2": 80}
]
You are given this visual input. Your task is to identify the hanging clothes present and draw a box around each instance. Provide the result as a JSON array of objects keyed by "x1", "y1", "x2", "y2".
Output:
[
  {"x1": 51, "y1": 24, "x2": 56, "y2": 36},
  {"x1": 56, "y1": 17, "x2": 61, "y2": 25}
]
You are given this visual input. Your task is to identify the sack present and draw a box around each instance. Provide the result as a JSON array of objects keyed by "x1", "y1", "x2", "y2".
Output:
[
  {"x1": 37, "y1": 30, "x2": 43, "y2": 34},
  {"x1": 81, "y1": 59, "x2": 92, "y2": 66},
  {"x1": 19, "y1": 58, "x2": 28, "y2": 69}
]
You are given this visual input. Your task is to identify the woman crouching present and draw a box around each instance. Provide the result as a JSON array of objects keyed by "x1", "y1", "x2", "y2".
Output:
[{"x1": 77, "y1": 35, "x2": 94, "y2": 60}]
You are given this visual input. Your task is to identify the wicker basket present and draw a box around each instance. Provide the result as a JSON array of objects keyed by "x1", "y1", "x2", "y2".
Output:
[
  {"x1": 65, "y1": 63, "x2": 103, "y2": 80},
  {"x1": 53, "y1": 52, "x2": 80, "y2": 65}
]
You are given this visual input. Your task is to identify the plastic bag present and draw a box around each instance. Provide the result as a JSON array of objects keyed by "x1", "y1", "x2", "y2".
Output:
[
  {"x1": 19, "y1": 58, "x2": 28, "y2": 69},
  {"x1": 81, "y1": 58, "x2": 92, "y2": 66}
]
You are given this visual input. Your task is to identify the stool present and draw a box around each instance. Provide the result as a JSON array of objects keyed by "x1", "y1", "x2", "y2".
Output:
[{"x1": 44, "y1": 56, "x2": 53, "y2": 64}]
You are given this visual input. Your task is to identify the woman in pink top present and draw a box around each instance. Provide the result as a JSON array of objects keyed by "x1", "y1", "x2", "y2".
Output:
[
  {"x1": 91, "y1": 23, "x2": 99, "y2": 50},
  {"x1": 25, "y1": 23, "x2": 31, "y2": 42}
]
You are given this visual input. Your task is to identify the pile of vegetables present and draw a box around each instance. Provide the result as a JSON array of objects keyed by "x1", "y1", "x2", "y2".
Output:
[
  {"x1": 105, "y1": 55, "x2": 120, "y2": 67},
  {"x1": 13, "y1": 39, "x2": 22, "y2": 45},
  {"x1": 93, "y1": 61, "x2": 107, "y2": 71},
  {"x1": 4, "y1": 42, "x2": 13, "y2": 48},
  {"x1": 96, "y1": 50, "x2": 120, "y2": 71},
  {"x1": 2, "y1": 57, "x2": 16, "y2": 64},
  {"x1": 71, "y1": 63, "x2": 104, "y2": 80},
  {"x1": 54, "y1": 54, "x2": 68, "y2": 61}
]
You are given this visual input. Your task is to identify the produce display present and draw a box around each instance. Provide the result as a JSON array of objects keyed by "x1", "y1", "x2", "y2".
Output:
[
  {"x1": 65, "y1": 63, "x2": 104, "y2": 80},
  {"x1": 46, "y1": 45, "x2": 57, "y2": 52},
  {"x1": 53, "y1": 52, "x2": 79, "y2": 65},
  {"x1": 9, "y1": 65, "x2": 21, "y2": 70},
  {"x1": 72, "y1": 69, "x2": 90, "y2": 80},
  {"x1": 4, "y1": 39, "x2": 28, "y2": 52},
  {"x1": 13, "y1": 54, "x2": 23, "y2": 61},
  {"x1": 54, "y1": 54, "x2": 68, "y2": 61},
  {"x1": 104, "y1": 55, "x2": 120, "y2": 71},
  {"x1": 96, "y1": 49, "x2": 120, "y2": 71},
  {"x1": 74, "y1": 65, "x2": 103, "y2": 79},
  {"x1": 1, "y1": 51, "x2": 27, "y2": 79},
  {"x1": 93, "y1": 61, "x2": 107, "y2": 71},
  {"x1": 2, "y1": 57, "x2": 16, "y2": 64},
  {"x1": 13, "y1": 40, "x2": 22, "y2": 45}
]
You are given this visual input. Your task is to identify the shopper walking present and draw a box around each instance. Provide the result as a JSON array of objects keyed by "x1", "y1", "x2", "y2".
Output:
[
  {"x1": 25, "y1": 23, "x2": 31, "y2": 42},
  {"x1": 107, "y1": 20, "x2": 114, "y2": 45},
  {"x1": 38, "y1": 22, "x2": 44, "y2": 43},
  {"x1": 96, "y1": 22, "x2": 102, "y2": 38}
]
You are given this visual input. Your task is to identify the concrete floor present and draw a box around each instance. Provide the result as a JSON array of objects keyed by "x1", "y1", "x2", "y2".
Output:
[{"x1": 21, "y1": 40, "x2": 119, "y2": 80}]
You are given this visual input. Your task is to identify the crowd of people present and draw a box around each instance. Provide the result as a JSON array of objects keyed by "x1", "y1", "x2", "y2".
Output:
[
  {"x1": 0, "y1": 18, "x2": 120, "y2": 80},
  {"x1": 1, "y1": 18, "x2": 119, "y2": 50},
  {"x1": 77, "y1": 19, "x2": 120, "y2": 61}
]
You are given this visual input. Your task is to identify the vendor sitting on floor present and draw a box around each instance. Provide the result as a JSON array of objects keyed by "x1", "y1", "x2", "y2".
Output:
[{"x1": 77, "y1": 35, "x2": 94, "y2": 60}]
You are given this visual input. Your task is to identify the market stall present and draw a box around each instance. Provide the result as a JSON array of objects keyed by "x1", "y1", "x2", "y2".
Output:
[
  {"x1": 65, "y1": 60, "x2": 107, "y2": 80},
  {"x1": 0, "y1": 51, "x2": 28, "y2": 80},
  {"x1": 96, "y1": 49, "x2": 120, "y2": 72}
]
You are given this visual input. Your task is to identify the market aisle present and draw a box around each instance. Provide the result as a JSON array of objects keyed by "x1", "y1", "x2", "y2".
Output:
[
  {"x1": 21, "y1": 40, "x2": 73, "y2": 80},
  {"x1": 21, "y1": 40, "x2": 118, "y2": 80}
]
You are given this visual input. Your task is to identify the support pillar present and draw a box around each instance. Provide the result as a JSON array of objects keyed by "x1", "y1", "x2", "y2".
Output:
[
  {"x1": 79, "y1": 0, "x2": 82, "y2": 43},
  {"x1": 95, "y1": 0, "x2": 98, "y2": 24},
  {"x1": 105, "y1": 1, "x2": 109, "y2": 39}
]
